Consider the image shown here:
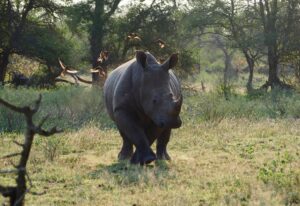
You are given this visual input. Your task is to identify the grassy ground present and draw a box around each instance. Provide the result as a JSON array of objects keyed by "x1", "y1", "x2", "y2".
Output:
[{"x1": 0, "y1": 86, "x2": 300, "y2": 206}]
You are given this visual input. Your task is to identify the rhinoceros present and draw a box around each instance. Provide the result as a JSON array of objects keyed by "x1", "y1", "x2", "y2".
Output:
[{"x1": 104, "y1": 51, "x2": 182, "y2": 165}]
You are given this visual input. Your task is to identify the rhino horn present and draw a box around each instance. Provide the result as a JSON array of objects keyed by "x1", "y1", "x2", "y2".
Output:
[{"x1": 173, "y1": 95, "x2": 182, "y2": 110}]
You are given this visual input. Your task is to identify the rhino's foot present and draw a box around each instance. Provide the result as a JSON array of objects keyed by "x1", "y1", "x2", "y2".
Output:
[
  {"x1": 157, "y1": 148, "x2": 171, "y2": 161},
  {"x1": 118, "y1": 148, "x2": 133, "y2": 161},
  {"x1": 118, "y1": 147, "x2": 133, "y2": 160},
  {"x1": 118, "y1": 151, "x2": 132, "y2": 161},
  {"x1": 130, "y1": 148, "x2": 156, "y2": 165}
]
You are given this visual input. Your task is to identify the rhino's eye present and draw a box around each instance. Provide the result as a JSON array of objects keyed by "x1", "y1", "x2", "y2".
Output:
[{"x1": 153, "y1": 99, "x2": 157, "y2": 104}]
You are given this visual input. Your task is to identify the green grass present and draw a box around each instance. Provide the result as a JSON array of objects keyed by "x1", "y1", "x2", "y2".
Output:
[
  {"x1": 0, "y1": 86, "x2": 300, "y2": 205},
  {"x1": 0, "y1": 86, "x2": 113, "y2": 132}
]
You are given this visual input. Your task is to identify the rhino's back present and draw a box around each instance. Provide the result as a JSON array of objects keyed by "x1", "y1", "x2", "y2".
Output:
[{"x1": 104, "y1": 59, "x2": 136, "y2": 119}]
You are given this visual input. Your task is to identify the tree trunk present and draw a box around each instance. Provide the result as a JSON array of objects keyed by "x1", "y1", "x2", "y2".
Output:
[
  {"x1": 223, "y1": 50, "x2": 231, "y2": 87},
  {"x1": 258, "y1": 0, "x2": 289, "y2": 90},
  {"x1": 90, "y1": 0, "x2": 105, "y2": 85},
  {"x1": 14, "y1": 129, "x2": 35, "y2": 206},
  {"x1": 121, "y1": 44, "x2": 130, "y2": 60},
  {"x1": 0, "y1": 49, "x2": 11, "y2": 84},
  {"x1": 243, "y1": 51, "x2": 254, "y2": 92},
  {"x1": 267, "y1": 49, "x2": 280, "y2": 88},
  {"x1": 223, "y1": 50, "x2": 235, "y2": 100},
  {"x1": 295, "y1": 60, "x2": 300, "y2": 82}
]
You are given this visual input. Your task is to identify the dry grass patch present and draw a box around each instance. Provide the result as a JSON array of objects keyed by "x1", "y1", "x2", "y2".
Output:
[{"x1": 0, "y1": 118, "x2": 299, "y2": 205}]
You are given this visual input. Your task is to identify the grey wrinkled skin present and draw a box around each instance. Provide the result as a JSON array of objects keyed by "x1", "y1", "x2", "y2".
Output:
[{"x1": 104, "y1": 51, "x2": 182, "y2": 165}]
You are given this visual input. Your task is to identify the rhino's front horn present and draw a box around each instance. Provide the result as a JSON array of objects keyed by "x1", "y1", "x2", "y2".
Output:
[{"x1": 173, "y1": 95, "x2": 182, "y2": 111}]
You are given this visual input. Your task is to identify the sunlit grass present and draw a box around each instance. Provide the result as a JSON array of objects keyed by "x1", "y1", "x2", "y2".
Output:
[
  {"x1": 1, "y1": 118, "x2": 299, "y2": 205},
  {"x1": 0, "y1": 86, "x2": 300, "y2": 205}
]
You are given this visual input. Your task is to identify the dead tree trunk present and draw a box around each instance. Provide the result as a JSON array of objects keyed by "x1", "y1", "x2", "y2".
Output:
[{"x1": 0, "y1": 95, "x2": 62, "y2": 206}]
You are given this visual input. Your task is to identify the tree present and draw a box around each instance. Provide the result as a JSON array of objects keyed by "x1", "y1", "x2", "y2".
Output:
[
  {"x1": 0, "y1": 0, "x2": 70, "y2": 84},
  {"x1": 66, "y1": 0, "x2": 122, "y2": 84},
  {"x1": 187, "y1": 0, "x2": 263, "y2": 92},
  {"x1": 258, "y1": 0, "x2": 300, "y2": 89},
  {"x1": 188, "y1": 0, "x2": 300, "y2": 90},
  {"x1": 105, "y1": 0, "x2": 194, "y2": 74}
]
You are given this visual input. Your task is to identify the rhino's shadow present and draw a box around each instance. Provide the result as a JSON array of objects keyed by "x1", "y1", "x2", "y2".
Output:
[{"x1": 88, "y1": 160, "x2": 171, "y2": 186}]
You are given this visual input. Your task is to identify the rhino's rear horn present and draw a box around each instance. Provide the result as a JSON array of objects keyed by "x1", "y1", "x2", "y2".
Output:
[{"x1": 136, "y1": 51, "x2": 147, "y2": 68}]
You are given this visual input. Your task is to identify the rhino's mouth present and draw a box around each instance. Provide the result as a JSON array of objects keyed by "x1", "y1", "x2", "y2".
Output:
[{"x1": 156, "y1": 116, "x2": 182, "y2": 129}]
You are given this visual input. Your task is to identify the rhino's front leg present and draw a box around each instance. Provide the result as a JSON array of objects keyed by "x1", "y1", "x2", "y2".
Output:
[
  {"x1": 118, "y1": 131, "x2": 133, "y2": 160},
  {"x1": 115, "y1": 110, "x2": 156, "y2": 165},
  {"x1": 157, "y1": 129, "x2": 171, "y2": 160}
]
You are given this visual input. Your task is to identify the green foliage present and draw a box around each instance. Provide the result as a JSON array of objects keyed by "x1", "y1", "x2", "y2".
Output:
[
  {"x1": 216, "y1": 82, "x2": 237, "y2": 100},
  {"x1": 258, "y1": 152, "x2": 300, "y2": 205},
  {"x1": 64, "y1": 0, "x2": 123, "y2": 67},
  {"x1": 2, "y1": 86, "x2": 300, "y2": 133},
  {"x1": 18, "y1": 24, "x2": 73, "y2": 66},
  {"x1": 186, "y1": 0, "x2": 300, "y2": 88},
  {"x1": 28, "y1": 65, "x2": 59, "y2": 87},
  {"x1": 41, "y1": 135, "x2": 63, "y2": 162},
  {"x1": 64, "y1": 2, "x2": 93, "y2": 34},
  {"x1": 183, "y1": 89, "x2": 300, "y2": 123},
  {"x1": 0, "y1": 0, "x2": 70, "y2": 81},
  {"x1": 106, "y1": 2, "x2": 195, "y2": 73},
  {"x1": 0, "y1": 86, "x2": 113, "y2": 133}
]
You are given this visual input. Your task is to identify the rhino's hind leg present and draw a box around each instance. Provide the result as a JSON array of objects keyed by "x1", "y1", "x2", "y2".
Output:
[
  {"x1": 118, "y1": 132, "x2": 133, "y2": 160},
  {"x1": 157, "y1": 129, "x2": 171, "y2": 160}
]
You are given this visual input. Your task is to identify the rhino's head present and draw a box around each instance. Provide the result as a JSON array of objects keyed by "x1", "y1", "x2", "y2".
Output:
[{"x1": 136, "y1": 51, "x2": 182, "y2": 129}]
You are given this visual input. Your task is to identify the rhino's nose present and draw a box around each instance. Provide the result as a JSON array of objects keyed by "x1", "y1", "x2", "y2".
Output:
[{"x1": 174, "y1": 117, "x2": 182, "y2": 128}]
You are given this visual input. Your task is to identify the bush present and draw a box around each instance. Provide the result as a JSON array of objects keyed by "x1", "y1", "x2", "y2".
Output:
[
  {"x1": 0, "y1": 86, "x2": 113, "y2": 132},
  {"x1": 182, "y1": 89, "x2": 300, "y2": 123},
  {"x1": 1, "y1": 86, "x2": 300, "y2": 133}
]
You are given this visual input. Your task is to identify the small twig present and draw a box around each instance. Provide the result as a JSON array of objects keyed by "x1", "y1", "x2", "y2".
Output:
[
  {"x1": 34, "y1": 126, "x2": 63, "y2": 137},
  {"x1": 8, "y1": 159, "x2": 18, "y2": 168},
  {"x1": 1, "y1": 153, "x2": 21, "y2": 159},
  {"x1": 55, "y1": 78, "x2": 76, "y2": 85},
  {"x1": 0, "y1": 169, "x2": 20, "y2": 174},
  {"x1": 31, "y1": 94, "x2": 42, "y2": 114},
  {"x1": 75, "y1": 74, "x2": 93, "y2": 84},
  {"x1": 24, "y1": 168, "x2": 46, "y2": 196},
  {"x1": 13, "y1": 141, "x2": 24, "y2": 148},
  {"x1": 37, "y1": 114, "x2": 50, "y2": 128},
  {"x1": 29, "y1": 191, "x2": 46, "y2": 196},
  {"x1": 25, "y1": 172, "x2": 33, "y2": 189},
  {"x1": 0, "y1": 99, "x2": 27, "y2": 114}
]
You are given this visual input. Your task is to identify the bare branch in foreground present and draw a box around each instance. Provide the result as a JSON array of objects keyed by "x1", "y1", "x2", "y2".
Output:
[
  {"x1": 0, "y1": 95, "x2": 62, "y2": 206},
  {"x1": 1, "y1": 153, "x2": 21, "y2": 159}
]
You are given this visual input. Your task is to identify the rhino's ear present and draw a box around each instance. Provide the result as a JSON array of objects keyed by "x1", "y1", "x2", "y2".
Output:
[
  {"x1": 162, "y1": 53, "x2": 178, "y2": 71},
  {"x1": 136, "y1": 51, "x2": 147, "y2": 69}
]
